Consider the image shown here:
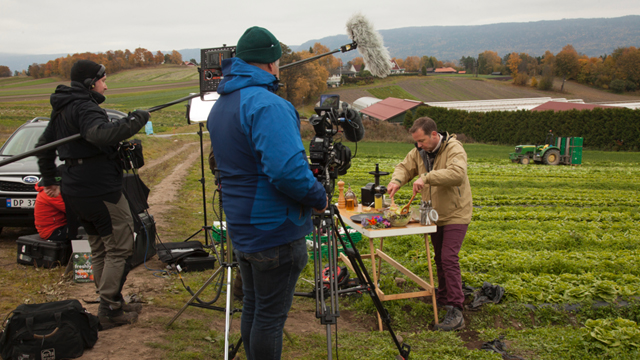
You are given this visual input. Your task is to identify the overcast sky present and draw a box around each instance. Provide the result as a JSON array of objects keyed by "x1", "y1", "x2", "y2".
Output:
[{"x1": 2, "y1": 0, "x2": 639, "y2": 55}]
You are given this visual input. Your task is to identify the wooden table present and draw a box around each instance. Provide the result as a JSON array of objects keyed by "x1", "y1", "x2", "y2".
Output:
[{"x1": 337, "y1": 208, "x2": 438, "y2": 331}]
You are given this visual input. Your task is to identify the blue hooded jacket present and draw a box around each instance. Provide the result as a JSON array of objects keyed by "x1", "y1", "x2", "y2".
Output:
[{"x1": 207, "y1": 58, "x2": 327, "y2": 253}]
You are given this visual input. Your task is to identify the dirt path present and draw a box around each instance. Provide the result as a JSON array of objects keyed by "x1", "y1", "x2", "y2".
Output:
[{"x1": 142, "y1": 143, "x2": 200, "y2": 231}]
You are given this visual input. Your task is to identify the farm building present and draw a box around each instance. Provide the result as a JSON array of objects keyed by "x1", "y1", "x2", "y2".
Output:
[
  {"x1": 326, "y1": 74, "x2": 341, "y2": 87},
  {"x1": 531, "y1": 101, "x2": 619, "y2": 112},
  {"x1": 359, "y1": 97, "x2": 422, "y2": 123},
  {"x1": 423, "y1": 98, "x2": 640, "y2": 112},
  {"x1": 424, "y1": 98, "x2": 586, "y2": 112},
  {"x1": 352, "y1": 97, "x2": 383, "y2": 112},
  {"x1": 435, "y1": 67, "x2": 457, "y2": 73},
  {"x1": 390, "y1": 60, "x2": 405, "y2": 74}
]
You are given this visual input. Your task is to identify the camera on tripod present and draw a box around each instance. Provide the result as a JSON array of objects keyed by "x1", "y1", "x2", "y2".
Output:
[{"x1": 308, "y1": 94, "x2": 364, "y2": 196}]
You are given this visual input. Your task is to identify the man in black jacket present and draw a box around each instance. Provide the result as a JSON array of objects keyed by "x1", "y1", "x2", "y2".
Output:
[{"x1": 36, "y1": 60, "x2": 149, "y2": 329}]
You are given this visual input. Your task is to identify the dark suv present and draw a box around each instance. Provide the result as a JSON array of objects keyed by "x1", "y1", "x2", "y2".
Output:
[{"x1": 0, "y1": 109, "x2": 127, "y2": 233}]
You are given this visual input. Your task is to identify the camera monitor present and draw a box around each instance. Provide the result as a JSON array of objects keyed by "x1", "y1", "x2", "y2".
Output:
[
  {"x1": 315, "y1": 94, "x2": 340, "y2": 115},
  {"x1": 200, "y1": 46, "x2": 236, "y2": 93}
]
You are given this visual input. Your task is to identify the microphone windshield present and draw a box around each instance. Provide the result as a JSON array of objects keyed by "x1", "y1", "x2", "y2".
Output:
[
  {"x1": 341, "y1": 109, "x2": 365, "y2": 142},
  {"x1": 346, "y1": 13, "x2": 391, "y2": 78}
]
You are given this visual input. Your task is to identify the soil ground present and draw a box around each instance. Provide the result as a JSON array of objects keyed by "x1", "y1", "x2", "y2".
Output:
[{"x1": 0, "y1": 139, "x2": 377, "y2": 360}]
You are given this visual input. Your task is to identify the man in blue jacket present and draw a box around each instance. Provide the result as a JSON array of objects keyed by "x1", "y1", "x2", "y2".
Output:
[{"x1": 207, "y1": 27, "x2": 327, "y2": 359}]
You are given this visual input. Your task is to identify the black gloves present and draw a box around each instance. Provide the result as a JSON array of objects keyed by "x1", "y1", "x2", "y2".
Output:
[{"x1": 129, "y1": 109, "x2": 150, "y2": 124}]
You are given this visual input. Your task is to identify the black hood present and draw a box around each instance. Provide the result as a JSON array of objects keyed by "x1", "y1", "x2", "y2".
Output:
[{"x1": 49, "y1": 83, "x2": 105, "y2": 112}]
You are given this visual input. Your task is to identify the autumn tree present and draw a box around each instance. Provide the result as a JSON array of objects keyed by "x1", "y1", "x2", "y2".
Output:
[
  {"x1": 311, "y1": 43, "x2": 340, "y2": 72},
  {"x1": 392, "y1": 57, "x2": 404, "y2": 69},
  {"x1": 351, "y1": 57, "x2": 364, "y2": 69},
  {"x1": 278, "y1": 43, "x2": 328, "y2": 107},
  {"x1": 614, "y1": 46, "x2": 640, "y2": 89},
  {"x1": 555, "y1": 44, "x2": 580, "y2": 92},
  {"x1": 0, "y1": 66, "x2": 11, "y2": 77},
  {"x1": 155, "y1": 51, "x2": 165, "y2": 64},
  {"x1": 404, "y1": 56, "x2": 420, "y2": 72},
  {"x1": 507, "y1": 52, "x2": 522, "y2": 79},
  {"x1": 168, "y1": 50, "x2": 183, "y2": 65},
  {"x1": 478, "y1": 51, "x2": 501, "y2": 74}
]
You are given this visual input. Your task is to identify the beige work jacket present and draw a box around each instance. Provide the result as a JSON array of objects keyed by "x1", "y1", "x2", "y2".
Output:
[{"x1": 390, "y1": 133, "x2": 473, "y2": 225}]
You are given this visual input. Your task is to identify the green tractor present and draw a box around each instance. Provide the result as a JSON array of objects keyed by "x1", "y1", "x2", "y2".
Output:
[{"x1": 509, "y1": 131, "x2": 583, "y2": 165}]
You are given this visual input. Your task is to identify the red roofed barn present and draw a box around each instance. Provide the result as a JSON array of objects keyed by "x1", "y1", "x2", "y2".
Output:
[{"x1": 360, "y1": 97, "x2": 423, "y2": 123}]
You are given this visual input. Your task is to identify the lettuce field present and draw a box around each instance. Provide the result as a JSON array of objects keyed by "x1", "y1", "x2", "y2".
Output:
[{"x1": 325, "y1": 141, "x2": 640, "y2": 359}]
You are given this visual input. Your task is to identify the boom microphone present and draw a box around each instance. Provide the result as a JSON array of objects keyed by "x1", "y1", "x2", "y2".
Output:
[
  {"x1": 341, "y1": 109, "x2": 365, "y2": 142},
  {"x1": 346, "y1": 13, "x2": 391, "y2": 78}
]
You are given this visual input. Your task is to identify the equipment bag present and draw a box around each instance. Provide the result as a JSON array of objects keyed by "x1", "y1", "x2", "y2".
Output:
[
  {"x1": 119, "y1": 139, "x2": 144, "y2": 170},
  {"x1": 0, "y1": 299, "x2": 99, "y2": 360},
  {"x1": 157, "y1": 241, "x2": 209, "y2": 265}
]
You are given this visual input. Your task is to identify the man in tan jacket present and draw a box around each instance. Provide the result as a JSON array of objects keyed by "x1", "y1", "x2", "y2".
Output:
[{"x1": 387, "y1": 116, "x2": 472, "y2": 331}]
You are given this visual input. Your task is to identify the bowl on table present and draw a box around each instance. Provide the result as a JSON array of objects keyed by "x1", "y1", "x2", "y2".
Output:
[{"x1": 383, "y1": 209, "x2": 411, "y2": 227}]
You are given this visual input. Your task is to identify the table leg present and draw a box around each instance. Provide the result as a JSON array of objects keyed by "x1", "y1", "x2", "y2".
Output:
[
  {"x1": 377, "y1": 238, "x2": 384, "y2": 286},
  {"x1": 368, "y1": 238, "x2": 383, "y2": 331},
  {"x1": 425, "y1": 234, "x2": 438, "y2": 324}
]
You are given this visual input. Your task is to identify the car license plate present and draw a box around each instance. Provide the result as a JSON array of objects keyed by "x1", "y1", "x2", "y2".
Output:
[{"x1": 6, "y1": 198, "x2": 36, "y2": 208}]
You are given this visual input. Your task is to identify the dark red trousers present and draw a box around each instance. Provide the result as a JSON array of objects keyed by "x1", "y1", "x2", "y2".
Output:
[{"x1": 430, "y1": 224, "x2": 468, "y2": 309}]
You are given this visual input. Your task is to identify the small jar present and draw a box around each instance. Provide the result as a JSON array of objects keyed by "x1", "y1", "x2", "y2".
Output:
[{"x1": 345, "y1": 186, "x2": 357, "y2": 211}]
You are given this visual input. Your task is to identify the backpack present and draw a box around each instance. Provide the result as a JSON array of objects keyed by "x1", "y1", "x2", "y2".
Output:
[{"x1": 0, "y1": 299, "x2": 100, "y2": 360}]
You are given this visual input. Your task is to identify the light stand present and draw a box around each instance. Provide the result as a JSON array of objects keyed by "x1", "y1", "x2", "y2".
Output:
[{"x1": 167, "y1": 93, "x2": 243, "y2": 360}]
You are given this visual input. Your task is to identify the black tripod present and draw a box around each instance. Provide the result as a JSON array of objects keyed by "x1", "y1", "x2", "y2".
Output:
[{"x1": 301, "y1": 204, "x2": 411, "y2": 360}]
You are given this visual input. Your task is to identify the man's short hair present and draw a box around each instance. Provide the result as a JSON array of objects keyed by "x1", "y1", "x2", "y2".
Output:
[{"x1": 410, "y1": 116, "x2": 438, "y2": 134}]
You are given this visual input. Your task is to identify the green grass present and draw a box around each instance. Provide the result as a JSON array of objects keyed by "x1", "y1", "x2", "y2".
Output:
[
  {"x1": 0, "y1": 77, "x2": 60, "y2": 89},
  {"x1": 367, "y1": 85, "x2": 419, "y2": 100}
]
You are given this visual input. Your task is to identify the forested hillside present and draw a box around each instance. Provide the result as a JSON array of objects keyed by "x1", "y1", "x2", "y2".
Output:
[{"x1": 293, "y1": 15, "x2": 640, "y2": 61}]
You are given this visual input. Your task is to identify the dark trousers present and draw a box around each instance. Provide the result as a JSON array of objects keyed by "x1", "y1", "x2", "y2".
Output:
[
  {"x1": 430, "y1": 224, "x2": 468, "y2": 309},
  {"x1": 234, "y1": 238, "x2": 308, "y2": 360},
  {"x1": 63, "y1": 191, "x2": 134, "y2": 312}
]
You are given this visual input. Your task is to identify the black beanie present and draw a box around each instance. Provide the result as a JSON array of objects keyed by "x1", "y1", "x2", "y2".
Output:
[
  {"x1": 70, "y1": 60, "x2": 104, "y2": 87},
  {"x1": 236, "y1": 27, "x2": 282, "y2": 64}
]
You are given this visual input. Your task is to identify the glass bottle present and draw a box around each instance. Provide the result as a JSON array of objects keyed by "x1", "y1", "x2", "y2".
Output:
[{"x1": 345, "y1": 185, "x2": 357, "y2": 211}]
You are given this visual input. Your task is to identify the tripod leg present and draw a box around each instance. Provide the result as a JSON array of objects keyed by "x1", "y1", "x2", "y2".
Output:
[
  {"x1": 166, "y1": 265, "x2": 224, "y2": 326},
  {"x1": 332, "y1": 207, "x2": 411, "y2": 359}
]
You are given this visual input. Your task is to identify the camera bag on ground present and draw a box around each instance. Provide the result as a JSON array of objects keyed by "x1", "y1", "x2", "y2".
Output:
[
  {"x1": 157, "y1": 241, "x2": 209, "y2": 264},
  {"x1": 156, "y1": 241, "x2": 212, "y2": 272},
  {"x1": 0, "y1": 299, "x2": 99, "y2": 360},
  {"x1": 16, "y1": 235, "x2": 71, "y2": 269}
]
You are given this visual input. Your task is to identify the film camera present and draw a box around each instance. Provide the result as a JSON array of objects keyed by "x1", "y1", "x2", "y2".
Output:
[
  {"x1": 308, "y1": 94, "x2": 364, "y2": 197},
  {"x1": 200, "y1": 46, "x2": 236, "y2": 93}
]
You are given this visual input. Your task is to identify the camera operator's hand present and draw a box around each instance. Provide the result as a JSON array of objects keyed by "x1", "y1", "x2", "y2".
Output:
[
  {"x1": 129, "y1": 109, "x2": 150, "y2": 124},
  {"x1": 313, "y1": 196, "x2": 329, "y2": 213},
  {"x1": 44, "y1": 185, "x2": 60, "y2": 198},
  {"x1": 387, "y1": 181, "x2": 401, "y2": 198}
]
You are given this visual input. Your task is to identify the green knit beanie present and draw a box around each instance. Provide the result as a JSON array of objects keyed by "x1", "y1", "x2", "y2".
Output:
[{"x1": 236, "y1": 26, "x2": 282, "y2": 64}]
